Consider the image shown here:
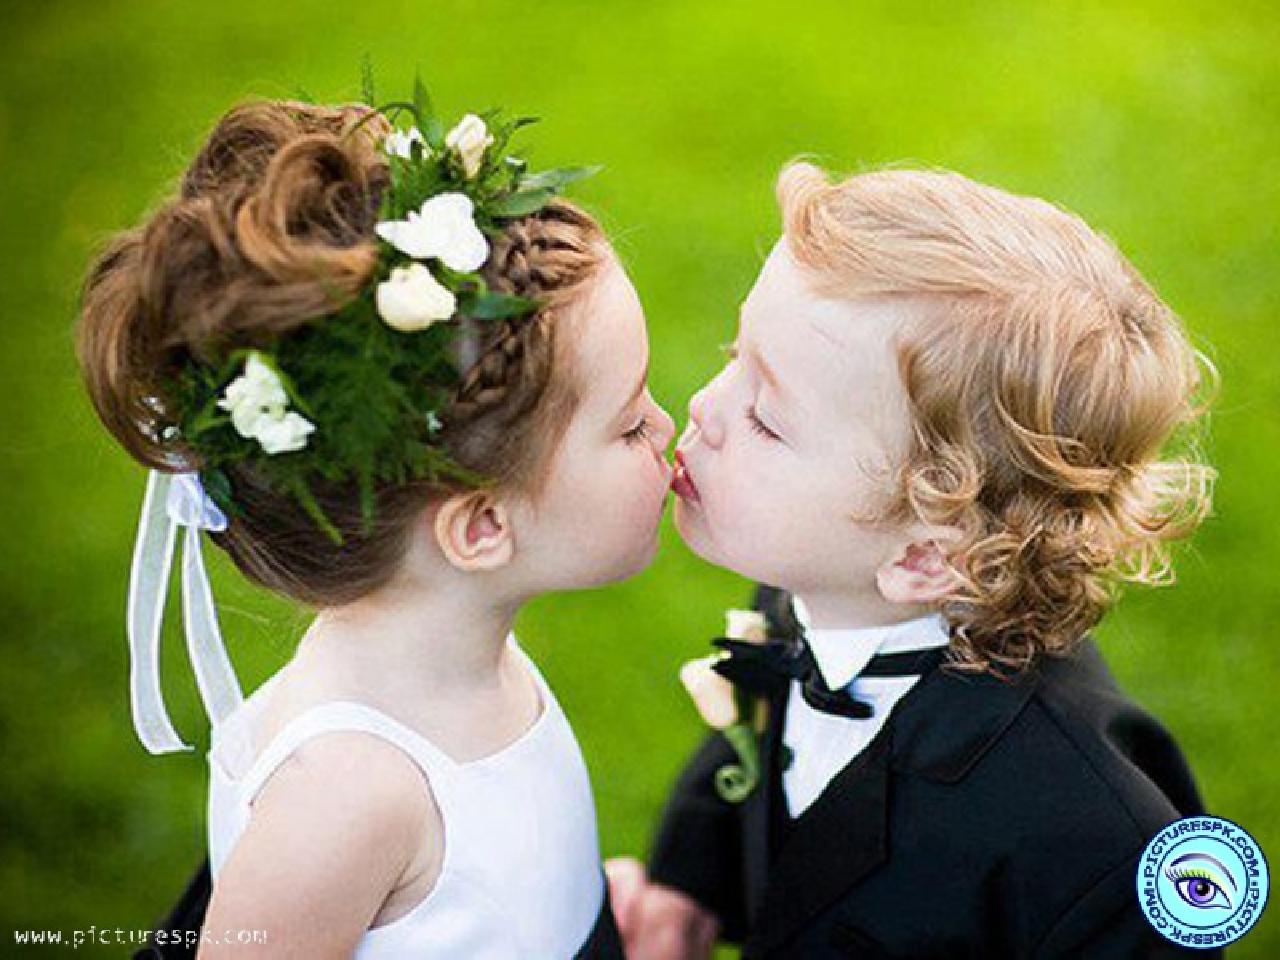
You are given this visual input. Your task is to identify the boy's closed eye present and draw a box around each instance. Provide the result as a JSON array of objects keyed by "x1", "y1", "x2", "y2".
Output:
[
  {"x1": 719, "y1": 342, "x2": 788, "y2": 443},
  {"x1": 746, "y1": 407, "x2": 782, "y2": 441}
]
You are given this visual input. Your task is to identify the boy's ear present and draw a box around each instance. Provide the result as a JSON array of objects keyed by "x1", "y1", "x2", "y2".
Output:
[
  {"x1": 433, "y1": 491, "x2": 515, "y2": 572},
  {"x1": 876, "y1": 525, "x2": 963, "y2": 606}
]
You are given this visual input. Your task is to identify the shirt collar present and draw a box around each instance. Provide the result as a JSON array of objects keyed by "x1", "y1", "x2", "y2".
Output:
[{"x1": 792, "y1": 595, "x2": 951, "y2": 690}]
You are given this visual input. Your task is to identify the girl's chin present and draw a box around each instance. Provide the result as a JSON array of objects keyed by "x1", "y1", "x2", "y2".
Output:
[{"x1": 624, "y1": 531, "x2": 666, "y2": 579}]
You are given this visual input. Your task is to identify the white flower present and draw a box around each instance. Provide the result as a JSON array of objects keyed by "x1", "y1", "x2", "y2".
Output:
[
  {"x1": 375, "y1": 192, "x2": 489, "y2": 273},
  {"x1": 725, "y1": 609, "x2": 768, "y2": 645},
  {"x1": 680, "y1": 655, "x2": 738, "y2": 730},
  {"x1": 426, "y1": 411, "x2": 443, "y2": 435},
  {"x1": 384, "y1": 126, "x2": 429, "y2": 160},
  {"x1": 252, "y1": 410, "x2": 316, "y2": 454},
  {"x1": 444, "y1": 113, "x2": 494, "y2": 179},
  {"x1": 376, "y1": 262, "x2": 456, "y2": 331},
  {"x1": 217, "y1": 352, "x2": 288, "y2": 437},
  {"x1": 217, "y1": 351, "x2": 315, "y2": 455}
]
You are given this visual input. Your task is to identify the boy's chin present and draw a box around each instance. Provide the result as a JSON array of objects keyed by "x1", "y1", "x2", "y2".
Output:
[
  {"x1": 673, "y1": 500, "x2": 715, "y2": 560},
  {"x1": 674, "y1": 502, "x2": 778, "y2": 584}
]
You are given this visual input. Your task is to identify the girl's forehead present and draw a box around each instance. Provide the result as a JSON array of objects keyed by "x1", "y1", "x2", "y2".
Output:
[{"x1": 571, "y1": 261, "x2": 648, "y2": 404}]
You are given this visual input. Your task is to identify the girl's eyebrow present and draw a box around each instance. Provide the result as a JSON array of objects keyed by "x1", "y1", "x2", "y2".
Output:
[{"x1": 616, "y1": 362, "x2": 648, "y2": 419}]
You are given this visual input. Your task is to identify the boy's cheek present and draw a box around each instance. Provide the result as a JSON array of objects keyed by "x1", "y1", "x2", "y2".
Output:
[{"x1": 688, "y1": 492, "x2": 785, "y2": 563}]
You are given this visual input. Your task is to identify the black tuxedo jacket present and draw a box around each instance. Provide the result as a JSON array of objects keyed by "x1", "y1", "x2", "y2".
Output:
[{"x1": 648, "y1": 585, "x2": 1218, "y2": 959}]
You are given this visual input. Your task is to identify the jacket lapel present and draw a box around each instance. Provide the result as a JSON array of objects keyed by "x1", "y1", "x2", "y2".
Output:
[
  {"x1": 741, "y1": 685, "x2": 784, "y2": 915},
  {"x1": 740, "y1": 584, "x2": 805, "y2": 915},
  {"x1": 744, "y1": 710, "x2": 893, "y2": 958}
]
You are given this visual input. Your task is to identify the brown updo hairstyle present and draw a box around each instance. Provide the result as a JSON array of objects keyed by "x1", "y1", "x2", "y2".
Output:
[{"x1": 76, "y1": 100, "x2": 607, "y2": 608}]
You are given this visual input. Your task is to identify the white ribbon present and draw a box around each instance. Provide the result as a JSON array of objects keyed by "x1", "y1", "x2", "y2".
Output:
[{"x1": 126, "y1": 470, "x2": 244, "y2": 754}]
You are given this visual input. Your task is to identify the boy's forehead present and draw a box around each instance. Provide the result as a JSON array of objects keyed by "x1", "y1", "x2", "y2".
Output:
[{"x1": 742, "y1": 244, "x2": 911, "y2": 414}]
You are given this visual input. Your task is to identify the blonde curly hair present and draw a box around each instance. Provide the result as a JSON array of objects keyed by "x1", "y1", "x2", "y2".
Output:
[{"x1": 778, "y1": 162, "x2": 1216, "y2": 674}]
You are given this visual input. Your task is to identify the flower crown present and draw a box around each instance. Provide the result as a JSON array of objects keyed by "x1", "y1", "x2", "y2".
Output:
[{"x1": 167, "y1": 78, "x2": 599, "y2": 544}]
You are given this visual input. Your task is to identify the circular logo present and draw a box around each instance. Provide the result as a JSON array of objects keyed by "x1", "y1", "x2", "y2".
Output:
[{"x1": 1137, "y1": 815, "x2": 1269, "y2": 949}]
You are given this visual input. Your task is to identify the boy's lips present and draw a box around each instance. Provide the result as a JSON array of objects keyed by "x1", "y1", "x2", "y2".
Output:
[{"x1": 671, "y1": 450, "x2": 701, "y2": 503}]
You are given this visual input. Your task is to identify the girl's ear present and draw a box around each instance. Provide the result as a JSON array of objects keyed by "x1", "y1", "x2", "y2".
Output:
[
  {"x1": 876, "y1": 525, "x2": 963, "y2": 605},
  {"x1": 433, "y1": 491, "x2": 516, "y2": 572}
]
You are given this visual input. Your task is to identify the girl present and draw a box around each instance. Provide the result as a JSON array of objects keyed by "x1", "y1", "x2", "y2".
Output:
[{"x1": 76, "y1": 96, "x2": 675, "y2": 958}]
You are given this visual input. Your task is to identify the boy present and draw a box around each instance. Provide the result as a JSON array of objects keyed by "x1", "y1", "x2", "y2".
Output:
[{"x1": 613, "y1": 164, "x2": 1217, "y2": 958}]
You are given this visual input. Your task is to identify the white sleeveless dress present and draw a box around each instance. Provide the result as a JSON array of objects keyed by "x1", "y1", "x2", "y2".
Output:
[{"x1": 206, "y1": 635, "x2": 605, "y2": 959}]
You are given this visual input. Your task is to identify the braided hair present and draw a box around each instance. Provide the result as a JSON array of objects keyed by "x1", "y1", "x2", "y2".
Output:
[
  {"x1": 445, "y1": 201, "x2": 606, "y2": 491},
  {"x1": 77, "y1": 100, "x2": 608, "y2": 608}
]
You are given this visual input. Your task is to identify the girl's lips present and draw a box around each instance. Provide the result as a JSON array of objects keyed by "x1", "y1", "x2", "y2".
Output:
[{"x1": 671, "y1": 450, "x2": 701, "y2": 503}]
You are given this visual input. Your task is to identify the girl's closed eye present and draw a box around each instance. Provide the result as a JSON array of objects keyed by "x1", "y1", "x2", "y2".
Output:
[{"x1": 623, "y1": 416, "x2": 651, "y2": 445}]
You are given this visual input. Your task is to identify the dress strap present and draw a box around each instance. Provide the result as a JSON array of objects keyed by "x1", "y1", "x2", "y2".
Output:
[{"x1": 236, "y1": 701, "x2": 458, "y2": 809}]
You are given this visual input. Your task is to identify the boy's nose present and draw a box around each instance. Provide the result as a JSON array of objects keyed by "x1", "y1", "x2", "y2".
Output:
[{"x1": 686, "y1": 385, "x2": 724, "y2": 450}]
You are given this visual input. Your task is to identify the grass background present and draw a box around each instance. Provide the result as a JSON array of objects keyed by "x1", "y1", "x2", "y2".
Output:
[{"x1": 2, "y1": 0, "x2": 1276, "y2": 955}]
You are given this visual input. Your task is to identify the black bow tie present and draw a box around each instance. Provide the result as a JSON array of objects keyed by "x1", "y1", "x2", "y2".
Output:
[{"x1": 712, "y1": 637, "x2": 948, "y2": 720}]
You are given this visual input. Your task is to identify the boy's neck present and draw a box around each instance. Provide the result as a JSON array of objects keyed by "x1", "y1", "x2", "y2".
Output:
[{"x1": 795, "y1": 589, "x2": 934, "y2": 632}]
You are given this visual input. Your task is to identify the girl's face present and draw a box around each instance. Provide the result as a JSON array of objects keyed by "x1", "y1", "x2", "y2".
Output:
[
  {"x1": 514, "y1": 254, "x2": 676, "y2": 589},
  {"x1": 671, "y1": 239, "x2": 919, "y2": 622}
]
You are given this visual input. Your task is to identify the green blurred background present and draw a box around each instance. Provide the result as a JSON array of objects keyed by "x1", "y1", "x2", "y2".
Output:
[{"x1": 2, "y1": 0, "x2": 1276, "y2": 955}]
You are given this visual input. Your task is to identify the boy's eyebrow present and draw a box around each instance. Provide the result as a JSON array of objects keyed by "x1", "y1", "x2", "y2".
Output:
[{"x1": 727, "y1": 340, "x2": 790, "y2": 401}]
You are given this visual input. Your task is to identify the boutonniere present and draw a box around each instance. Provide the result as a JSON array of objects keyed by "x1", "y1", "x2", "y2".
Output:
[{"x1": 679, "y1": 609, "x2": 771, "y2": 803}]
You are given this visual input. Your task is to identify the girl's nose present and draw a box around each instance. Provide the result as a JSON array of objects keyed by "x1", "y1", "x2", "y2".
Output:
[
  {"x1": 686, "y1": 384, "x2": 724, "y2": 449},
  {"x1": 652, "y1": 403, "x2": 677, "y2": 456}
]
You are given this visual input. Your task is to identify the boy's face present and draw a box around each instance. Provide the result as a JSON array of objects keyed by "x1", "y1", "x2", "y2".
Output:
[{"x1": 673, "y1": 239, "x2": 926, "y2": 624}]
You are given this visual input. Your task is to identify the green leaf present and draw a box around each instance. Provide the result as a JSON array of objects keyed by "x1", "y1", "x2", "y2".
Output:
[
  {"x1": 412, "y1": 74, "x2": 444, "y2": 147},
  {"x1": 358, "y1": 464, "x2": 376, "y2": 535},
  {"x1": 488, "y1": 188, "x2": 555, "y2": 217},
  {"x1": 506, "y1": 115, "x2": 540, "y2": 134},
  {"x1": 200, "y1": 467, "x2": 237, "y2": 518},
  {"x1": 519, "y1": 165, "x2": 602, "y2": 193},
  {"x1": 289, "y1": 476, "x2": 344, "y2": 546},
  {"x1": 186, "y1": 402, "x2": 229, "y2": 438},
  {"x1": 463, "y1": 290, "x2": 542, "y2": 320},
  {"x1": 360, "y1": 55, "x2": 376, "y2": 107},
  {"x1": 412, "y1": 73, "x2": 432, "y2": 125}
]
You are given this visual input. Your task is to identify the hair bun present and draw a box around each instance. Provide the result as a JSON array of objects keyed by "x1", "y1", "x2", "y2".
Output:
[{"x1": 76, "y1": 100, "x2": 391, "y2": 469}]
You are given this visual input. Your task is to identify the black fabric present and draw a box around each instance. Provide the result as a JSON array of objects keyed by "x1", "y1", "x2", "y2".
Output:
[
  {"x1": 714, "y1": 626, "x2": 948, "y2": 720},
  {"x1": 575, "y1": 878, "x2": 627, "y2": 959},
  {"x1": 130, "y1": 856, "x2": 210, "y2": 959},
  {"x1": 648, "y1": 584, "x2": 1218, "y2": 959},
  {"x1": 795, "y1": 646, "x2": 948, "y2": 720},
  {"x1": 712, "y1": 637, "x2": 801, "y2": 696}
]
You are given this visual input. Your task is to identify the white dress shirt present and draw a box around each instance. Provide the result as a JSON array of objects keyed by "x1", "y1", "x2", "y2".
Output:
[{"x1": 782, "y1": 597, "x2": 951, "y2": 817}]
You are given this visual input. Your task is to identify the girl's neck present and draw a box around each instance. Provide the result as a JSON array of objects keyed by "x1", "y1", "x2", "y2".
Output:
[{"x1": 295, "y1": 578, "x2": 524, "y2": 706}]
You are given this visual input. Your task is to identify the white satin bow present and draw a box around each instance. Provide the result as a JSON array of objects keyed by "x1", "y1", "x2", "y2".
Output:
[{"x1": 126, "y1": 470, "x2": 244, "y2": 754}]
